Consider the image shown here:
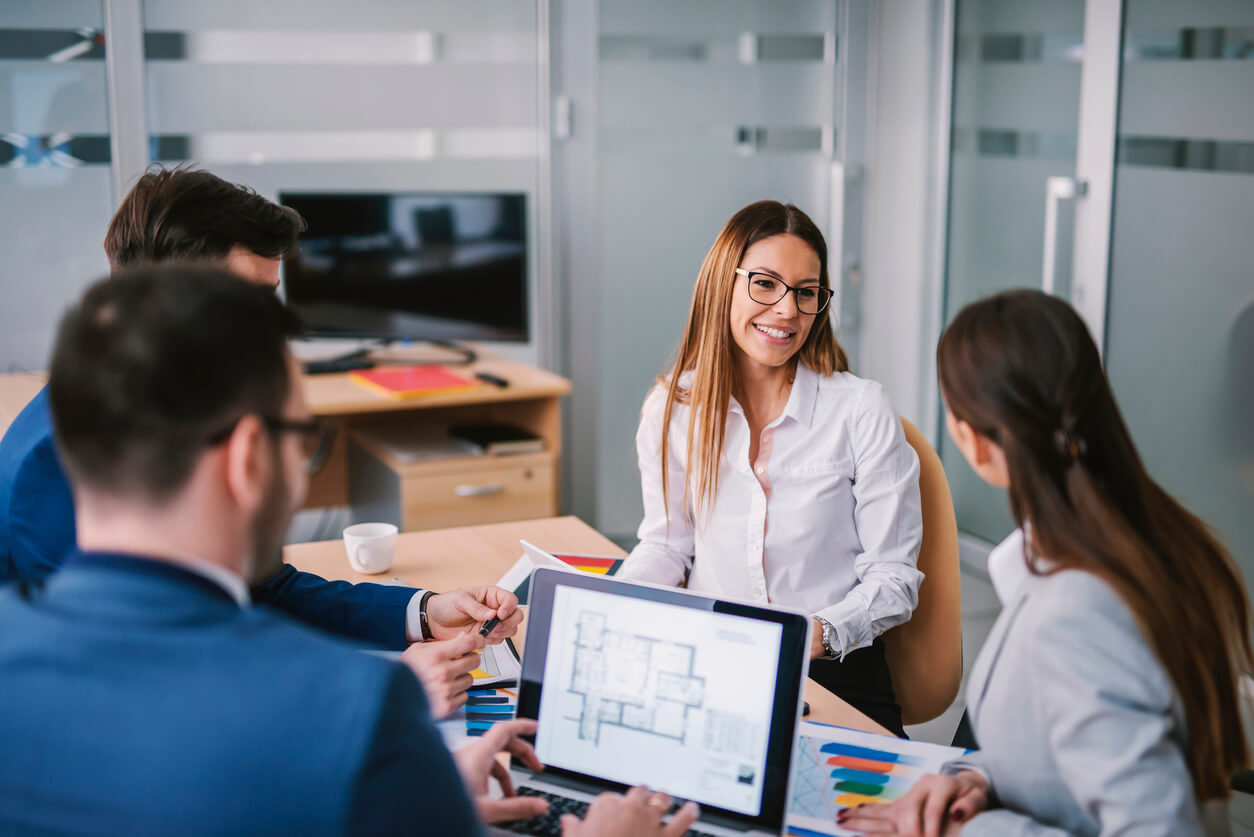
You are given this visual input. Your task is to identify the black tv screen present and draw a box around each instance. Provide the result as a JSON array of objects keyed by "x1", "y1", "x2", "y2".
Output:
[{"x1": 280, "y1": 192, "x2": 528, "y2": 342}]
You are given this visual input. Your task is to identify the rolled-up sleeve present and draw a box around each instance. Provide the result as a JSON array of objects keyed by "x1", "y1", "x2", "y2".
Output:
[
  {"x1": 619, "y1": 386, "x2": 694, "y2": 587},
  {"x1": 816, "y1": 384, "x2": 923, "y2": 657}
]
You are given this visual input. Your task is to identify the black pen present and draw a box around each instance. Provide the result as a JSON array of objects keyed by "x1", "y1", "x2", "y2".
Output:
[
  {"x1": 475, "y1": 371, "x2": 509, "y2": 388},
  {"x1": 479, "y1": 616, "x2": 502, "y2": 637}
]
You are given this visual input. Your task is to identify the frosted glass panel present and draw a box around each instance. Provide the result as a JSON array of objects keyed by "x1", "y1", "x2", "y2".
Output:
[
  {"x1": 594, "y1": 1, "x2": 840, "y2": 536},
  {"x1": 140, "y1": 0, "x2": 545, "y2": 363},
  {"x1": 0, "y1": 1, "x2": 115, "y2": 371},
  {"x1": 1105, "y1": 0, "x2": 1254, "y2": 592},
  {"x1": 939, "y1": 0, "x2": 1086, "y2": 544}
]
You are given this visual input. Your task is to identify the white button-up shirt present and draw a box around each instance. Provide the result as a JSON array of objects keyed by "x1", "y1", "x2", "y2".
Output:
[{"x1": 620, "y1": 364, "x2": 924, "y2": 658}]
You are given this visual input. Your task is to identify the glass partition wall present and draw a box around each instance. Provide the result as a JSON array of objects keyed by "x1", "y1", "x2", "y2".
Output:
[
  {"x1": 0, "y1": 1, "x2": 117, "y2": 371},
  {"x1": 586, "y1": 0, "x2": 865, "y2": 536},
  {"x1": 140, "y1": 0, "x2": 549, "y2": 366},
  {"x1": 938, "y1": 0, "x2": 1254, "y2": 597},
  {"x1": 0, "y1": 1, "x2": 549, "y2": 372}
]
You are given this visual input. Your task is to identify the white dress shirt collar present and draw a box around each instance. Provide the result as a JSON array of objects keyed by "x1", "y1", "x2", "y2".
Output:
[
  {"x1": 986, "y1": 527, "x2": 1035, "y2": 605},
  {"x1": 728, "y1": 361, "x2": 821, "y2": 429},
  {"x1": 174, "y1": 555, "x2": 251, "y2": 608}
]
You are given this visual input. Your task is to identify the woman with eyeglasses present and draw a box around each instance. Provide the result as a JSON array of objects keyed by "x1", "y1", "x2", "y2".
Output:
[
  {"x1": 842, "y1": 289, "x2": 1251, "y2": 836},
  {"x1": 618, "y1": 201, "x2": 923, "y2": 736}
]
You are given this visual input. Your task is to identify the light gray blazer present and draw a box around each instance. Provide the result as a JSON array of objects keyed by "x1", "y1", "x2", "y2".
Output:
[{"x1": 956, "y1": 558, "x2": 1210, "y2": 836}]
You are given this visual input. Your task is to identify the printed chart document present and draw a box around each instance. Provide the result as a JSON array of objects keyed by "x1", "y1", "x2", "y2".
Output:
[
  {"x1": 533, "y1": 583, "x2": 783, "y2": 816},
  {"x1": 470, "y1": 639, "x2": 522, "y2": 687},
  {"x1": 787, "y1": 721, "x2": 968, "y2": 836},
  {"x1": 495, "y1": 540, "x2": 624, "y2": 604}
]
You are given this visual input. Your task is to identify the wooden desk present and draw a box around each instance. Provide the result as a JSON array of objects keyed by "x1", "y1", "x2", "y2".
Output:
[
  {"x1": 283, "y1": 515, "x2": 889, "y2": 736},
  {"x1": 0, "y1": 349, "x2": 572, "y2": 531}
]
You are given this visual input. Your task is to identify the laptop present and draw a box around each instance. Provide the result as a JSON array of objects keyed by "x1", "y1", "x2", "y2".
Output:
[{"x1": 504, "y1": 568, "x2": 810, "y2": 836}]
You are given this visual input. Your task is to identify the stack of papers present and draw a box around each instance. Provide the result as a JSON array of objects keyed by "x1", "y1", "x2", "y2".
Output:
[
  {"x1": 438, "y1": 640, "x2": 522, "y2": 751},
  {"x1": 351, "y1": 423, "x2": 481, "y2": 464}
]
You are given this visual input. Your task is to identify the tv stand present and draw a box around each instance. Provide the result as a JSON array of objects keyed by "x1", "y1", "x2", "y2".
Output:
[
  {"x1": 297, "y1": 339, "x2": 478, "y2": 374},
  {"x1": 302, "y1": 348, "x2": 375, "y2": 375}
]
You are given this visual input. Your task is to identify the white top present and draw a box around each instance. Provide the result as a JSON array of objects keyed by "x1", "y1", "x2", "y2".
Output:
[
  {"x1": 177, "y1": 555, "x2": 251, "y2": 608},
  {"x1": 986, "y1": 527, "x2": 1031, "y2": 604},
  {"x1": 620, "y1": 364, "x2": 924, "y2": 658}
]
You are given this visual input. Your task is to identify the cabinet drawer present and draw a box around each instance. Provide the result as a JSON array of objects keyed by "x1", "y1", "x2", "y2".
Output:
[{"x1": 400, "y1": 456, "x2": 555, "y2": 530}]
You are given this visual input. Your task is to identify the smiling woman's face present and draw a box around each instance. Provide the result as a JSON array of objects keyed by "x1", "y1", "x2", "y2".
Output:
[{"x1": 728, "y1": 233, "x2": 821, "y2": 374}]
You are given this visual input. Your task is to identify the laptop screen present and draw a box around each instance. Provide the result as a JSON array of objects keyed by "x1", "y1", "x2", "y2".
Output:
[{"x1": 518, "y1": 569, "x2": 809, "y2": 830}]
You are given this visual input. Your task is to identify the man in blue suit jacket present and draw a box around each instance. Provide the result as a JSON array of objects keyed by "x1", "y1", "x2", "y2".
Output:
[
  {"x1": 0, "y1": 167, "x2": 521, "y2": 680},
  {"x1": 0, "y1": 266, "x2": 549, "y2": 835}
]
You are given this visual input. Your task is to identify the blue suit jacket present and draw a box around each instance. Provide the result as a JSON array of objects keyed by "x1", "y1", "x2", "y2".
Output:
[
  {"x1": 0, "y1": 387, "x2": 415, "y2": 648},
  {"x1": 0, "y1": 551, "x2": 482, "y2": 836}
]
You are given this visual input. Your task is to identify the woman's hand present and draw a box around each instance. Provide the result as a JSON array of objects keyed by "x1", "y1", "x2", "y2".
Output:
[{"x1": 838, "y1": 771, "x2": 989, "y2": 837}]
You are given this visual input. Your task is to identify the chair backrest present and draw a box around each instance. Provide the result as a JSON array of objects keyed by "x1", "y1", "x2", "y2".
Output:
[{"x1": 882, "y1": 417, "x2": 963, "y2": 726}]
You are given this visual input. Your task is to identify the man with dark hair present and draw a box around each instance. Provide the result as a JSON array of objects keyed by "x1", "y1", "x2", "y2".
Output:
[
  {"x1": 0, "y1": 266, "x2": 496, "y2": 833},
  {"x1": 0, "y1": 267, "x2": 694, "y2": 837},
  {"x1": 0, "y1": 166, "x2": 522, "y2": 718},
  {"x1": 102, "y1": 164, "x2": 303, "y2": 282}
]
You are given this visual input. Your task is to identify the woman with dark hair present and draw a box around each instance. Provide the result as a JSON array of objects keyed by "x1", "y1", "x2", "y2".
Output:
[
  {"x1": 844, "y1": 289, "x2": 1251, "y2": 835},
  {"x1": 619, "y1": 201, "x2": 923, "y2": 736}
]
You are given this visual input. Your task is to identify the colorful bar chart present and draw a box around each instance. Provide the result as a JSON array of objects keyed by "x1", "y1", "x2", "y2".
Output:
[
  {"x1": 820, "y1": 742, "x2": 922, "y2": 806},
  {"x1": 788, "y1": 722, "x2": 969, "y2": 835},
  {"x1": 511, "y1": 553, "x2": 625, "y2": 603}
]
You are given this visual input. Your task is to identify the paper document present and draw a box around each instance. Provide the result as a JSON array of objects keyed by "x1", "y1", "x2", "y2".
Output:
[
  {"x1": 786, "y1": 721, "x2": 969, "y2": 836},
  {"x1": 470, "y1": 638, "x2": 521, "y2": 687},
  {"x1": 495, "y1": 540, "x2": 626, "y2": 605}
]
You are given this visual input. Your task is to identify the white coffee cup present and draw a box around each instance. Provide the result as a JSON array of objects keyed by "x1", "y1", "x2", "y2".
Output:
[{"x1": 343, "y1": 522, "x2": 398, "y2": 574}]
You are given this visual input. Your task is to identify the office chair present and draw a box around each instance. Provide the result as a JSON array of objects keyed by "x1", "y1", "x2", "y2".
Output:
[{"x1": 882, "y1": 418, "x2": 964, "y2": 726}]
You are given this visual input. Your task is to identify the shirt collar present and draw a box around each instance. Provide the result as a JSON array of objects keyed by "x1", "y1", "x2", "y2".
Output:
[
  {"x1": 728, "y1": 363, "x2": 821, "y2": 429},
  {"x1": 781, "y1": 362, "x2": 820, "y2": 429},
  {"x1": 65, "y1": 550, "x2": 250, "y2": 608},
  {"x1": 987, "y1": 527, "x2": 1031, "y2": 605},
  {"x1": 176, "y1": 555, "x2": 251, "y2": 608}
]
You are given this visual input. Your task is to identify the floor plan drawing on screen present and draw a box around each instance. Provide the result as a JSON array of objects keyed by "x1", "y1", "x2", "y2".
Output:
[
  {"x1": 534, "y1": 583, "x2": 786, "y2": 815},
  {"x1": 567, "y1": 609, "x2": 706, "y2": 745}
]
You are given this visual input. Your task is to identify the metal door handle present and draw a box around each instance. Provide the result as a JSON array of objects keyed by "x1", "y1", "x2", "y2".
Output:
[
  {"x1": 454, "y1": 483, "x2": 505, "y2": 498},
  {"x1": 1041, "y1": 176, "x2": 1087, "y2": 294}
]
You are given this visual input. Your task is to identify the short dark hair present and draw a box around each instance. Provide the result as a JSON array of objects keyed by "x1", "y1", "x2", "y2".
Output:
[
  {"x1": 103, "y1": 164, "x2": 305, "y2": 271},
  {"x1": 49, "y1": 265, "x2": 302, "y2": 501}
]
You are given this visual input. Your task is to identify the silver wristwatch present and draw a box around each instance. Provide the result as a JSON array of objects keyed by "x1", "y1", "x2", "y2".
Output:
[{"x1": 816, "y1": 616, "x2": 839, "y2": 660}]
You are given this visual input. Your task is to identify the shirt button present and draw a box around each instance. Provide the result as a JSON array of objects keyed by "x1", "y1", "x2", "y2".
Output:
[{"x1": 756, "y1": 465, "x2": 765, "y2": 474}]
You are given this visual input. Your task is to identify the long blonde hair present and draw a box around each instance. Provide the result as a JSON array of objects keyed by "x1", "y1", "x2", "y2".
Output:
[{"x1": 657, "y1": 201, "x2": 849, "y2": 519}]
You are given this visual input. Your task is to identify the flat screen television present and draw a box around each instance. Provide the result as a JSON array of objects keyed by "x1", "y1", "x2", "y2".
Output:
[{"x1": 279, "y1": 192, "x2": 528, "y2": 342}]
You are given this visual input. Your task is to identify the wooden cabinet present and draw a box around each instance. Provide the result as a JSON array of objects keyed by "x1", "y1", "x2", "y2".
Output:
[
  {"x1": 304, "y1": 347, "x2": 570, "y2": 532},
  {"x1": 350, "y1": 441, "x2": 555, "y2": 531}
]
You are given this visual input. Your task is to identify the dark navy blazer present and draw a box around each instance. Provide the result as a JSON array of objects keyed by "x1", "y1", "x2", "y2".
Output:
[
  {"x1": 0, "y1": 551, "x2": 481, "y2": 836},
  {"x1": 0, "y1": 386, "x2": 416, "y2": 648}
]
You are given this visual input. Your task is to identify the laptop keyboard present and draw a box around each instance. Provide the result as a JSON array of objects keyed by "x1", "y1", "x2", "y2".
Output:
[{"x1": 501, "y1": 787, "x2": 720, "y2": 836}]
